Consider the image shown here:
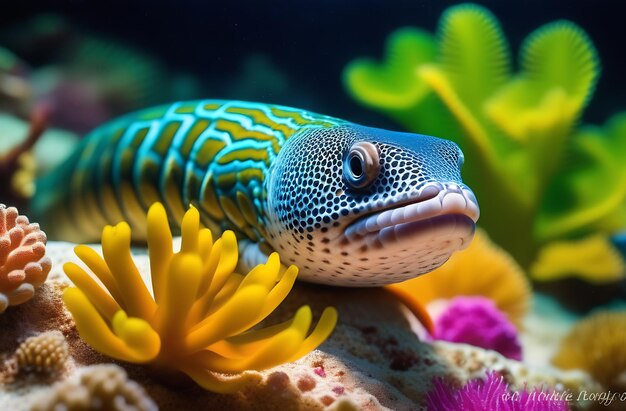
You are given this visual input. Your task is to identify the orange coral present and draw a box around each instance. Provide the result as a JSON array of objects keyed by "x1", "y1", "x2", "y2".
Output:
[{"x1": 0, "y1": 204, "x2": 51, "y2": 313}]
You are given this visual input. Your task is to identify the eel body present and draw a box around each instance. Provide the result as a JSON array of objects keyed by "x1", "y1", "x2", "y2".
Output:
[{"x1": 33, "y1": 100, "x2": 479, "y2": 286}]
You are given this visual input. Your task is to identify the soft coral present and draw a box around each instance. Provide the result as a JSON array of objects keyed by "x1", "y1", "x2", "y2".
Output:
[{"x1": 426, "y1": 371, "x2": 570, "y2": 411}]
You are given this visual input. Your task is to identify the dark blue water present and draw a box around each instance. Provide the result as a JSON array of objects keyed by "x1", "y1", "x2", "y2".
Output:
[{"x1": 2, "y1": 0, "x2": 625, "y2": 128}]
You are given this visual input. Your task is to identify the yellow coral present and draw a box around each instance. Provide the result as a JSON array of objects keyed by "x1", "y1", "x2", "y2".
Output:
[
  {"x1": 62, "y1": 202, "x2": 337, "y2": 393},
  {"x1": 16, "y1": 330, "x2": 69, "y2": 374},
  {"x1": 553, "y1": 310, "x2": 626, "y2": 390},
  {"x1": 0, "y1": 204, "x2": 51, "y2": 313},
  {"x1": 531, "y1": 235, "x2": 625, "y2": 283},
  {"x1": 385, "y1": 228, "x2": 530, "y2": 327}
]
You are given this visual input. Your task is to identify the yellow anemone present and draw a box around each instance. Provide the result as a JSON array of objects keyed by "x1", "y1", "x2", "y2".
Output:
[
  {"x1": 386, "y1": 228, "x2": 531, "y2": 328},
  {"x1": 62, "y1": 202, "x2": 337, "y2": 393}
]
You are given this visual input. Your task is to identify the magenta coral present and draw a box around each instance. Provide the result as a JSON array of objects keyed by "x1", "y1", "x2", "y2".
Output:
[
  {"x1": 0, "y1": 204, "x2": 51, "y2": 313},
  {"x1": 433, "y1": 296, "x2": 522, "y2": 360},
  {"x1": 426, "y1": 372, "x2": 571, "y2": 411}
]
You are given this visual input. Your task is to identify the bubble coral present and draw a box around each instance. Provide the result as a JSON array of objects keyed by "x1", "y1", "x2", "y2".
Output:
[
  {"x1": 433, "y1": 296, "x2": 522, "y2": 360},
  {"x1": 33, "y1": 364, "x2": 157, "y2": 411},
  {"x1": 0, "y1": 203, "x2": 51, "y2": 313},
  {"x1": 16, "y1": 330, "x2": 69, "y2": 374},
  {"x1": 552, "y1": 310, "x2": 626, "y2": 390},
  {"x1": 426, "y1": 371, "x2": 570, "y2": 411},
  {"x1": 62, "y1": 202, "x2": 337, "y2": 393},
  {"x1": 386, "y1": 229, "x2": 530, "y2": 328}
]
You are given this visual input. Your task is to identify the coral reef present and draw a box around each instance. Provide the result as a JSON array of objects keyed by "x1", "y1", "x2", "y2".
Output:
[
  {"x1": 0, "y1": 204, "x2": 51, "y2": 313},
  {"x1": 344, "y1": 3, "x2": 619, "y2": 274},
  {"x1": 32, "y1": 364, "x2": 157, "y2": 411},
  {"x1": 426, "y1": 371, "x2": 570, "y2": 411},
  {"x1": 4, "y1": 5, "x2": 623, "y2": 410},
  {"x1": 386, "y1": 228, "x2": 531, "y2": 328},
  {"x1": 552, "y1": 310, "x2": 626, "y2": 390},
  {"x1": 0, "y1": 244, "x2": 597, "y2": 410},
  {"x1": 62, "y1": 202, "x2": 337, "y2": 393},
  {"x1": 16, "y1": 330, "x2": 68, "y2": 374},
  {"x1": 433, "y1": 296, "x2": 522, "y2": 360}
]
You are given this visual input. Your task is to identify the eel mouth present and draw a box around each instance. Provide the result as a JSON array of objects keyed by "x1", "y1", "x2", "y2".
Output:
[{"x1": 338, "y1": 182, "x2": 480, "y2": 250}]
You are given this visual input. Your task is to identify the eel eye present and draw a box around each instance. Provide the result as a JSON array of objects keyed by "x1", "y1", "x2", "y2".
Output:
[{"x1": 343, "y1": 142, "x2": 380, "y2": 190}]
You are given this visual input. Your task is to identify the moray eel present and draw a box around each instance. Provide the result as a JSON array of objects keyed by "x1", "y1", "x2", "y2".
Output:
[{"x1": 33, "y1": 100, "x2": 479, "y2": 286}]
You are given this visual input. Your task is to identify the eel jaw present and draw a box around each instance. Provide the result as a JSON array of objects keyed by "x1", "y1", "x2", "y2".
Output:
[{"x1": 336, "y1": 183, "x2": 479, "y2": 275}]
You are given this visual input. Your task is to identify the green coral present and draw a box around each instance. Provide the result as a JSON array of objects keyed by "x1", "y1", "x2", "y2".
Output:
[
  {"x1": 437, "y1": 4, "x2": 510, "y2": 111},
  {"x1": 539, "y1": 114, "x2": 626, "y2": 239},
  {"x1": 343, "y1": 28, "x2": 456, "y2": 137},
  {"x1": 343, "y1": 3, "x2": 622, "y2": 276},
  {"x1": 344, "y1": 28, "x2": 436, "y2": 110}
]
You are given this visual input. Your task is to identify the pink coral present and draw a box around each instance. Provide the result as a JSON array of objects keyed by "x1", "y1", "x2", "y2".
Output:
[
  {"x1": 0, "y1": 204, "x2": 51, "y2": 313},
  {"x1": 433, "y1": 296, "x2": 522, "y2": 360},
  {"x1": 426, "y1": 372, "x2": 571, "y2": 411}
]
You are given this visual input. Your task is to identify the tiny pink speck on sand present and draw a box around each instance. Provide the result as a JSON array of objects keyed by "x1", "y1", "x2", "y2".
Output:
[
  {"x1": 313, "y1": 366, "x2": 326, "y2": 378},
  {"x1": 332, "y1": 386, "x2": 345, "y2": 395}
]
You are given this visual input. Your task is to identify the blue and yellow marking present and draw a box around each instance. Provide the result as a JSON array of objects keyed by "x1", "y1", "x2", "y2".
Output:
[{"x1": 35, "y1": 100, "x2": 344, "y2": 242}]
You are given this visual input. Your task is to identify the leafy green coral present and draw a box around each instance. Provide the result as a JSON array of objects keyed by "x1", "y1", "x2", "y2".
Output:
[
  {"x1": 343, "y1": 28, "x2": 457, "y2": 137},
  {"x1": 344, "y1": 28, "x2": 436, "y2": 111},
  {"x1": 530, "y1": 113, "x2": 626, "y2": 282},
  {"x1": 485, "y1": 22, "x2": 598, "y2": 143},
  {"x1": 539, "y1": 113, "x2": 626, "y2": 240},
  {"x1": 344, "y1": 3, "x2": 613, "y2": 272}
]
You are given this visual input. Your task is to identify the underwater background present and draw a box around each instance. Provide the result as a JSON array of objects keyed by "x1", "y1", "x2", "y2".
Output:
[
  {"x1": 2, "y1": 1, "x2": 626, "y2": 410},
  {"x1": 3, "y1": 1, "x2": 626, "y2": 128}
]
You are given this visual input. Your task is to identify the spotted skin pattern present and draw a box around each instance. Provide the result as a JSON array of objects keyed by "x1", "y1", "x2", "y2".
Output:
[{"x1": 34, "y1": 100, "x2": 479, "y2": 286}]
